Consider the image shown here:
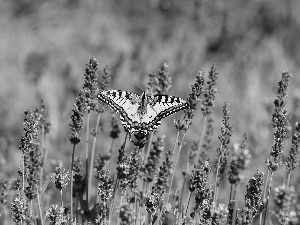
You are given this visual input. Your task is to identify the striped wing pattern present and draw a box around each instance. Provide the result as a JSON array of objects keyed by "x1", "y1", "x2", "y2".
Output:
[
  {"x1": 97, "y1": 90, "x2": 187, "y2": 134},
  {"x1": 97, "y1": 90, "x2": 139, "y2": 132},
  {"x1": 142, "y1": 95, "x2": 187, "y2": 130}
]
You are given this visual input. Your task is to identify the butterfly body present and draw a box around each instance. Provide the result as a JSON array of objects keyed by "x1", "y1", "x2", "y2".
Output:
[{"x1": 97, "y1": 90, "x2": 187, "y2": 137}]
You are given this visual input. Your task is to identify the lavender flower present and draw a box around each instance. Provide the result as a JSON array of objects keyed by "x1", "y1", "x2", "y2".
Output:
[
  {"x1": 210, "y1": 203, "x2": 228, "y2": 225},
  {"x1": 11, "y1": 194, "x2": 28, "y2": 224},
  {"x1": 82, "y1": 57, "x2": 99, "y2": 112},
  {"x1": 119, "y1": 202, "x2": 135, "y2": 225},
  {"x1": 217, "y1": 101, "x2": 233, "y2": 175},
  {"x1": 201, "y1": 64, "x2": 219, "y2": 116},
  {"x1": 145, "y1": 193, "x2": 159, "y2": 218},
  {"x1": 118, "y1": 162, "x2": 131, "y2": 193},
  {"x1": 201, "y1": 117, "x2": 214, "y2": 160},
  {"x1": 190, "y1": 162, "x2": 213, "y2": 219},
  {"x1": 237, "y1": 207, "x2": 254, "y2": 225},
  {"x1": 0, "y1": 179, "x2": 8, "y2": 206},
  {"x1": 128, "y1": 146, "x2": 142, "y2": 189},
  {"x1": 148, "y1": 63, "x2": 172, "y2": 95},
  {"x1": 100, "y1": 66, "x2": 112, "y2": 91},
  {"x1": 24, "y1": 145, "x2": 42, "y2": 200},
  {"x1": 110, "y1": 114, "x2": 121, "y2": 139},
  {"x1": 94, "y1": 153, "x2": 111, "y2": 173},
  {"x1": 50, "y1": 165, "x2": 70, "y2": 191},
  {"x1": 69, "y1": 57, "x2": 102, "y2": 145},
  {"x1": 92, "y1": 202, "x2": 109, "y2": 224},
  {"x1": 14, "y1": 167, "x2": 23, "y2": 192},
  {"x1": 97, "y1": 65, "x2": 112, "y2": 114},
  {"x1": 192, "y1": 186, "x2": 214, "y2": 220},
  {"x1": 72, "y1": 157, "x2": 85, "y2": 198},
  {"x1": 273, "y1": 185, "x2": 297, "y2": 225},
  {"x1": 175, "y1": 71, "x2": 205, "y2": 131},
  {"x1": 46, "y1": 204, "x2": 71, "y2": 225},
  {"x1": 273, "y1": 207, "x2": 298, "y2": 225},
  {"x1": 19, "y1": 109, "x2": 43, "y2": 200},
  {"x1": 286, "y1": 123, "x2": 300, "y2": 173},
  {"x1": 69, "y1": 95, "x2": 85, "y2": 145},
  {"x1": 143, "y1": 136, "x2": 165, "y2": 183},
  {"x1": 19, "y1": 109, "x2": 39, "y2": 157},
  {"x1": 186, "y1": 72, "x2": 206, "y2": 116},
  {"x1": 117, "y1": 144, "x2": 131, "y2": 193},
  {"x1": 175, "y1": 72, "x2": 205, "y2": 131},
  {"x1": 189, "y1": 118, "x2": 214, "y2": 167},
  {"x1": 151, "y1": 149, "x2": 173, "y2": 196},
  {"x1": 34, "y1": 99, "x2": 51, "y2": 134},
  {"x1": 195, "y1": 194, "x2": 214, "y2": 223},
  {"x1": 189, "y1": 161, "x2": 211, "y2": 193},
  {"x1": 96, "y1": 166, "x2": 114, "y2": 202},
  {"x1": 188, "y1": 140, "x2": 200, "y2": 167},
  {"x1": 145, "y1": 149, "x2": 173, "y2": 216},
  {"x1": 267, "y1": 71, "x2": 292, "y2": 172},
  {"x1": 245, "y1": 171, "x2": 264, "y2": 217},
  {"x1": 228, "y1": 135, "x2": 251, "y2": 184}
]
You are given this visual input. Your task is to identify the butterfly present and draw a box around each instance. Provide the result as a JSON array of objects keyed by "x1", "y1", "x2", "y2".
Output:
[{"x1": 97, "y1": 90, "x2": 187, "y2": 138}]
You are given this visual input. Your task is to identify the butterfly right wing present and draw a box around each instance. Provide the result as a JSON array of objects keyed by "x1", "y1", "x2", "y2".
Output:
[
  {"x1": 143, "y1": 95, "x2": 188, "y2": 131},
  {"x1": 97, "y1": 90, "x2": 140, "y2": 132}
]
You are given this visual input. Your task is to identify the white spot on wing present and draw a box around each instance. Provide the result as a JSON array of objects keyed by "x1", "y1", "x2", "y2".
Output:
[{"x1": 142, "y1": 105, "x2": 160, "y2": 123}]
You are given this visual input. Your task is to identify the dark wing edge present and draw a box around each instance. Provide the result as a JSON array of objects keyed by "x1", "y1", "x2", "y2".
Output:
[
  {"x1": 148, "y1": 98, "x2": 188, "y2": 130},
  {"x1": 97, "y1": 92, "x2": 133, "y2": 131}
]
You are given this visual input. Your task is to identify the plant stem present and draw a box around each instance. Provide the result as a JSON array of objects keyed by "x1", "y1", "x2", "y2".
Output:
[
  {"x1": 134, "y1": 193, "x2": 139, "y2": 225},
  {"x1": 231, "y1": 184, "x2": 237, "y2": 225},
  {"x1": 140, "y1": 132, "x2": 154, "y2": 199},
  {"x1": 259, "y1": 168, "x2": 270, "y2": 225},
  {"x1": 231, "y1": 200, "x2": 236, "y2": 225},
  {"x1": 116, "y1": 195, "x2": 124, "y2": 225},
  {"x1": 164, "y1": 131, "x2": 186, "y2": 221},
  {"x1": 229, "y1": 184, "x2": 233, "y2": 201},
  {"x1": 233, "y1": 184, "x2": 237, "y2": 199},
  {"x1": 214, "y1": 155, "x2": 221, "y2": 205},
  {"x1": 213, "y1": 141, "x2": 224, "y2": 206},
  {"x1": 183, "y1": 190, "x2": 192, "y2": 220},
  {"x1": 195, "y1": 116, "x2": 207, "y2": 166},
  {"x1": 40, "y1": 125, "x2": 45, "y2": 190},
  {"x1": 3, "y1": 206, "x2": 6, "y2": 225},
  {"x1": 70, "y1": 144, "x2": 76, "y2": 221},
  {"x1": 88, "y1": 112, "x2": 102, "y2": 205},
  {"x1": 30, "y1": 200, "x2": 32, "y2": 217},
  {"x1": 75, "y1": 197, "x2": 79, "y2": 223},
  {"x1": 165, "y1": 131, "x2": 180, "y2": 204},
  {"x1": 109, "y1": 179, "x2": 119, "y2": 225},
  {"x1": 145, "y1": 132, "x2": 154, "y2": 163},
  {"x1": 109, "y1": 139, "x2": 115, "y2": 155},
  {"x1": 38, "y1": 125, "x2": 45, "y2": 225},
  {"x1": 286, "y1": 172, "x2": 291, "y2": 188},
  {"x1": 86, "y1": 111, "x2": 91, "y2": 208},
  {"x1": 180, "y1": 172, "x2": 188, "y2": 219},
  {"x1": 36, "y1": 185, "x2": 44, "y2": 225},
  {"x1": 263, "y1": 172, "x2": 273, "y2": 225},
  {"x1": 22, "y1": 152, "x2": 25, "y2": 194},
  {"x1": 61, "y1": 190, "x2": 63, "y2": 207}
]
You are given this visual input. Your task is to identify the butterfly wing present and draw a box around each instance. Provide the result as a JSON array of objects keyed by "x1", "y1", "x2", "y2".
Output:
[
  {"x1": 142, "y1": 95, "x2": 188, "y2": 131},
  {"x1": 97, "y1": 90, "x2": 140, "y2": 132}
]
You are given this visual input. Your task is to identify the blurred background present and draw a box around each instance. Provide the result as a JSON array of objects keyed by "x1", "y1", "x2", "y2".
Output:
[{"x1": 1, "y1": 0, "x2": 300, "y2": 211}]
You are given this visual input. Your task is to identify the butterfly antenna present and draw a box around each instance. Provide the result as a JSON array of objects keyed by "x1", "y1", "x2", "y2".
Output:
[
  {"x1": 133, "y1": 81, "x2": 144, "y2": 92},
  {"x1": 133, "y1": 81, "x2": 152, "y2": 97}
]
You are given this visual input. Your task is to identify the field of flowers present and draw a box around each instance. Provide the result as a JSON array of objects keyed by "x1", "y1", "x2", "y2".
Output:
[{"x1": 1, "y1": 0, "x2": 300, "y2": 224}]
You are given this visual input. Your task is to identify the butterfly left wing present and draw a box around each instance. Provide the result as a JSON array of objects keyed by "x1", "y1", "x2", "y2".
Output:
[
  {"x1": 142, "y1": 95, "x2": 188, "y2": 131},
  {"x1": 97, "y1": 90, "x2": 140, "y2": 132}
]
